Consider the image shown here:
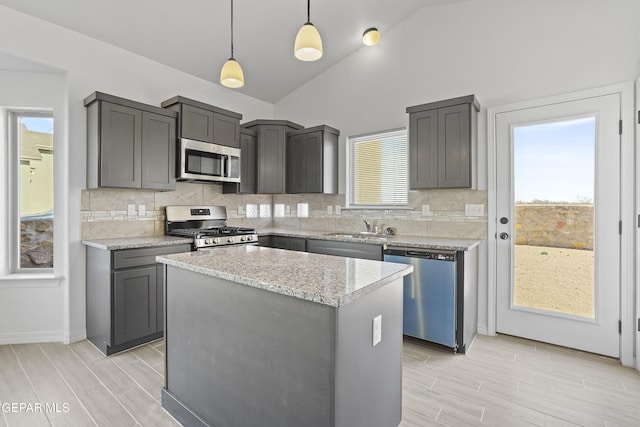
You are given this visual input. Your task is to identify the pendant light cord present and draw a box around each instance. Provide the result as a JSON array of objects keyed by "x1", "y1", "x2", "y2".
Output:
[
  {"x1": 230, "y1": 0, "x2": 234, "y2": 58},
  {"x1": 307, "y1": 0, "x2": 311, "y2": 24}
]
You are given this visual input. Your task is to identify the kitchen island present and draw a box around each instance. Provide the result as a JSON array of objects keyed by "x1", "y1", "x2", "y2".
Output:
[{"x1": 157, "y1": 245, "x2": 413, "y2": 427}]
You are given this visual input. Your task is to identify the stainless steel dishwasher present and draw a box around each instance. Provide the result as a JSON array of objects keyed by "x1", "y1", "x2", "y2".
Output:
[{"x1": 383, "y1": 247, "x2": 457, "y2": 349}]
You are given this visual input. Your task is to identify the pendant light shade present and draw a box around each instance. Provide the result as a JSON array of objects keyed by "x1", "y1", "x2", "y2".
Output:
[
  {"x1": 294, "y1": 0, "x2": 323, "y2": 61},
  {"x1": 362, "y1": 28, "x2": 380, "y2": 46},
  {"x1": 220, "y1": 0, "x2": 244, "y2": 88},
  {"x1": 220, "y1": 58, "x2": 244, "y2": 88}
]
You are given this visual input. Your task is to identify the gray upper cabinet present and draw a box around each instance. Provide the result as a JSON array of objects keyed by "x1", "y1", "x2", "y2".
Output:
[
  {"x1": 242, "y1": 120, "x2": 304, "y2": 194},
  {"x1": 84, "y1": 92, "x2": 177, "y2": 191},
  {"x1": 286, "y1": 125, "x2": 339, "y2": 194},
  {"x1": 407, "y1": 95, "x2": 479, "y2": 189},
  {"x1": 223, "y1": 127, "x2": 257, "y2": 194},
  {"x1": 161, "y1": 96, "x2": 242, "y2": 148}
]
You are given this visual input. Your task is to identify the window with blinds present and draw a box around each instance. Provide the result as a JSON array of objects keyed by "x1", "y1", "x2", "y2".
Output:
[{"x1": 348, "y1": 128, "x2": 408, "y2": 206}]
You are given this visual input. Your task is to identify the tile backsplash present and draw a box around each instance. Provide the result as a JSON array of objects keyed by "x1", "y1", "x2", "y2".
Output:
[{"x1": 81, "y1": 184, "x2": 487, "y2": 240}]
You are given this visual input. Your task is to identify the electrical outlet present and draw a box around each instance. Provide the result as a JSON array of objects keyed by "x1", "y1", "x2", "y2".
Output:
[
  {"x1": 127, "y1": 204, "x2": 136, "y2": 216},
  {"x1": 372, "y1": 315, "x2": 382, "y2": 346},
  {"x1": 138, "y1": 204, "x2": 146, "y2": 217},
  {"x1": 422, "y1": 204, "x2": 430, "y2": 216},
  {"x1": 465, "y1": 204, "x2": 485, "y2": 217},
  {"x1": 327, "y1": 205, "x2": 333, "y2": 215},
  {"x1": 335, "y1": 205, "x2": 341, "y2": 215}
]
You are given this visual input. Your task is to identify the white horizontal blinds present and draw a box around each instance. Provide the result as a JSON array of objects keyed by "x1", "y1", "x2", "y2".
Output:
[{"x1": 349, "y1": 129, "x2": 408, "y2": 206}]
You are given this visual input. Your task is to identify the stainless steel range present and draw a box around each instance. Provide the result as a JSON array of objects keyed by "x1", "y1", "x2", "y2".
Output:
[{"x1": 165, "y1": 205, "x2": 258, "y2": 250}]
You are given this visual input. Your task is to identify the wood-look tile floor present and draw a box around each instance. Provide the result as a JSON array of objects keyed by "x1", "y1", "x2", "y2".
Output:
[{"x1": 1, "y1": 334, "x2": 639, "y2": 426}]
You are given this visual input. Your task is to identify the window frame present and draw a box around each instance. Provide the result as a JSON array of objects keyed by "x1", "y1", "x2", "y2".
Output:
[
  {"x1": 6, "y1": 109, "x2": 54, "y2": 275},
  {"x1": 346, "y1": 127, "x2": 409, "y2": 209}
]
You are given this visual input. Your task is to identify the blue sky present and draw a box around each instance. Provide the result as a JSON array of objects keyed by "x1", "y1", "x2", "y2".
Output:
[
  {"x1": 21, "y1": 117, "x2": 53, "y2": 134},
  {"x1": 514, "y1": 117, "x2": 595, "y2": 203}
]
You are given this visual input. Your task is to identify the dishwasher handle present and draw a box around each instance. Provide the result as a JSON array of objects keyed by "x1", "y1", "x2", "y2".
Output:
[{"x1": 384, "y1": 247, "x2": 456, "y2": 261}]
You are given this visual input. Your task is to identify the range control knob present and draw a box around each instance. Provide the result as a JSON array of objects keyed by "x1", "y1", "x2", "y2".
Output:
[
  {"x1": 214, "y1": 238, "x2": 221, "y2": 244},
  {"x1": 240, "y1": 236, "x2": 246, "y2": 242},
  {"x1": 206, "y1": 238, "x2": 213, "y2": 244},
  {"x1": 246, "y1": 235, "x2": 254, "y2": 241},
  {"x1": 228, "y1": 237, "x2": 234, "y2": 243}
]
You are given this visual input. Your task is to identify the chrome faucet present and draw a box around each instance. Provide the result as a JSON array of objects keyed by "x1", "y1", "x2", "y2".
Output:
[{"x1": 363, "y1": 218, "x2": 371, "y2": 232}]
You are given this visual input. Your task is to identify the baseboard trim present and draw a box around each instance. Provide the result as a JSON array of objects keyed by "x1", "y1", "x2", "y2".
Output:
[{"x1": 0, "y1": 331, "x2": 65, "y2": 345}]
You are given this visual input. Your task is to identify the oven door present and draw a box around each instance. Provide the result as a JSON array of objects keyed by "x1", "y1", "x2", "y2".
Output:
[{"x1": 178, "y1": 138, "x2": 241, "y2": 183}]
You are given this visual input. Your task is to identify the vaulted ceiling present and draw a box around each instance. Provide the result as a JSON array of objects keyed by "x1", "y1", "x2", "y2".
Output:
[{"x1": 0, "y1": 0, "x2": 462, "y2": 103}]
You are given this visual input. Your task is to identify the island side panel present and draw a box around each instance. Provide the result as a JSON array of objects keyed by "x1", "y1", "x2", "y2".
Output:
[
  {"x1": 163, "y1": 266, "x2": 336, "y2": 427},
  {"x1": 335, "y1": 277, "x2": 403, "y2": 427}
]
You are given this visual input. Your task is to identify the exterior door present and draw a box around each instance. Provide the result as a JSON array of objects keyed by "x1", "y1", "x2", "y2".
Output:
[{"x1": 495, "y1": 93, "x2": 620, "y2": 357}]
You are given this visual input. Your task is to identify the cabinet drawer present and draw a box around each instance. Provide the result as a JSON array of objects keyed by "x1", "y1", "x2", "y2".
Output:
[{"x1": 113, "y1": 244, "x2": 191, "y2": 269}]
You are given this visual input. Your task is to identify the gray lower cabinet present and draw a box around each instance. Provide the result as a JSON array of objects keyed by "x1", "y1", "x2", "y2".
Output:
[
  {"x1": 306, "y1": 239, "x2": 383, "y2": 261},
  {"x1": 84, "y1": 92, "x2": 177, "y2": 191},
  {"x1": 161, "y1": 96, "x2": 242, "y2": 148},
  {"x1": 262, "y1": 235, "x2": 382, "y2": 261},
  {"x1": 271, "y1": 236, "x2": 306, "y2": 251},
  {"x1": 86, "y1": 243, "x2": 191, "y2": 355},
  {"x1": 286, "y1": 125, "x2": 339, "y2": 194},
  {"x1": 223, "y1": 127, "x2": 257, "y2": 194},
  {"x1": 242, "y1": 120, "x2": 304, "y2": 194},
  {"x1": 407, "y1": 95, "x2": 479, "y2": 189}
]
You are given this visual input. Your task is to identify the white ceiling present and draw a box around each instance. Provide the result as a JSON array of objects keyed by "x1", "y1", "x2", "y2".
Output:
[{"x1": 0, "y1": 0, "x2": 458, "y2": 103}]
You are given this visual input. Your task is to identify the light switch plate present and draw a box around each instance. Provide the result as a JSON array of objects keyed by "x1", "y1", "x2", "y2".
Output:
[
  {"x1": 138, "y1": 204, "x2": 146, "y2": 217},
  {"x1": 127, "y1": 204, "x2": 136, "y2": 216},
  {"x1": 422, "y1": 205, "x2": 430, "y2": 216},
  {"x1": 327, "y1": 205, "x2": 333, "y2": 215},
  {"x1": 238, "y1": 205, "x2": 245, "y2": 215},
  {"x1": 372, "y1": 315, "x2": 382, "y2": 346},
  {"x1": 335, "y1": 205, "x2": 341, "y2": 215},
  {"x1": 465, "y1": 204, "x2": 485, "y2": 217}
]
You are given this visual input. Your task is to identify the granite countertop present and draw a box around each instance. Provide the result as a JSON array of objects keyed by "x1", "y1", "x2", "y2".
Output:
[
  {"x1": 157, "y1": 245, "x2": 413, "y2": 307},
  {"x1": 82, "y1": 235, "x2": 192, "y2": 250},
  {"x1": 259, "y1": 228, "x2": 481, "y2": 251}
]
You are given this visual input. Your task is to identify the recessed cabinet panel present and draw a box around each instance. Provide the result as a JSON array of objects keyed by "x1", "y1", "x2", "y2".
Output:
[
  {"x1": 113, "y1": 266, "x2": 157, "y2": 346},
  {"x1": 438, "y1": 104, "x2": 470, "y2": 188},
  {"x1": 409, "y1": 109, "x2": 438, "y2": 189},
  {"x1": 142, "y1": 112, "x2": 176, "y2": 190},
  {"x1": 286, "y1": 126, "x2": 339, "y2": 194},
  {"x1": 182, "y1": 104, "x2": 215, "y2": 143},
  {"x1": 100, "y1": 102, "x2": 142, "y2": 188},
  {"x1": 214, "y1": 113, "x2": 240, "y2": 148}
]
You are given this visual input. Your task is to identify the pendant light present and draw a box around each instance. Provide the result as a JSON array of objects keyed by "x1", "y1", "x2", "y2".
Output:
[
  {"x1": 294, "y1": 0, "x2": 323, "y2": 61},
  {"x1": 220, "y1": 0, "x2": 244, "y2": 88}
]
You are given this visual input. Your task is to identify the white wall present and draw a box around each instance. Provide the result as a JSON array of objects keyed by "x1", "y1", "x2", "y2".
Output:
[
  {"x1": 0, "y1": 5, "x2": 274, "y2": 344},
  {"x1": 274, "y1": 0, "x2": 640, "y2": 333}
]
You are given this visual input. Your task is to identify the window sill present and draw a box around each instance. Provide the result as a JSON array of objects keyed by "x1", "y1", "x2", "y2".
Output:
[{"x1": 0, "y1": 274, "x2": 62, "y2": 288}]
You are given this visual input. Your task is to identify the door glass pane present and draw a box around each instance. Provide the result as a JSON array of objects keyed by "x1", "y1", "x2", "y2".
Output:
[
  {"x1": 19, "y1": 115, "x2": 54, "y2": 269},
  {"x1": 513, "y1": 117, "x2": 595, "y2": 318}
]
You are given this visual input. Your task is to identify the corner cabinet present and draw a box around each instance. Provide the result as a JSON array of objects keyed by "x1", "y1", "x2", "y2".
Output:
[
  {"x1": 86, "y1": 244, "x2": 192, "y2": 355},
  {"x1": 286, "y1": 125, "x2": 339, "y2": 194},
  {"x1": 85, "y1": 92, "x2": 178, "y2": 191},
  {"x1": 161, "y1": 96, "x2": 242, "y2": 148},
  {"x1": 223, "y1": 127, "x2": 257, "y2": 194},
  {"x1": 242, "y1": 120, "x2": 304, "y2": 194},
  {"x1": 406, "y1": 95, "x2": 479, "y2": 189}
]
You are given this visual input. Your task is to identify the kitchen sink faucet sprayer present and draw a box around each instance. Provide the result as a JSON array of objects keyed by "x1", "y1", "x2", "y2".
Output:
[{"x1": 363, "y1": 218, "x2": 371, "y2": 232}]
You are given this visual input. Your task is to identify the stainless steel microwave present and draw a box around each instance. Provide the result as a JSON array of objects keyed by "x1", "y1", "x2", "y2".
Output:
[{"x1": 178, "y1": 138, "x2": 241, "y2": 183}]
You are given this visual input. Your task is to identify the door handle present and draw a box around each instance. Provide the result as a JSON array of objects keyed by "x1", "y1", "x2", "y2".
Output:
[{"x1": 499, "y1": 232, "x2": 509, "y2": 240}]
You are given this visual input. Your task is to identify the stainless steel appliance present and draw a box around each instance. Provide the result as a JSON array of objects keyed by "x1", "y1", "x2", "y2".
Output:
[
  {"x1": 178, "y1": 138, "x2": 241, "y2": 183},
  {"x1": 165, "y1": 205, "x2": 257, "y2": 250},
  {"x1": 383, "y1": 246, "x2": 476, "y2": 353}
]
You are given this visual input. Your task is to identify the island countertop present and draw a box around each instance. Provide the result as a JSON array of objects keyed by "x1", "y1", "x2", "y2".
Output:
[{"x1": 157, "y1": 245, "x2": 413, "y2": 307}]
